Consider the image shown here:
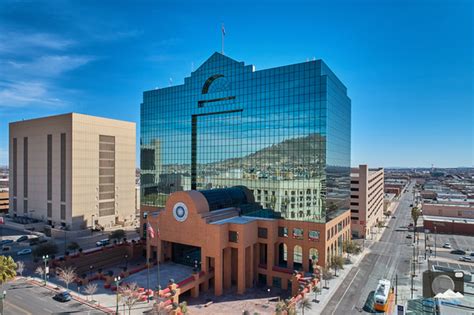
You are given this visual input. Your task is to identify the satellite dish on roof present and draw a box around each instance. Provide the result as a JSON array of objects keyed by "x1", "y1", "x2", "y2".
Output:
[{"x1": 432, "y1": 275, "x2": 455, "y2": 295}]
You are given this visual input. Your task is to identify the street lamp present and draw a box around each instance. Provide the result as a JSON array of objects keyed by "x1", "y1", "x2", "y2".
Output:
[
  {"x1": 0, "y1": 290, "x2": 6, "y2": 315},
  {"x1": 42, "y1": 255, "x2": 49, "y2": 286},
  {"x1": 124, "y1": 254, "x2": 129, "y2": 269},
  {"x1": 114, "y1": 276, "x2": 121, "y2": 314},
  {"x1": 89, "y1": 265, "x2": 93, "y2": 279}
]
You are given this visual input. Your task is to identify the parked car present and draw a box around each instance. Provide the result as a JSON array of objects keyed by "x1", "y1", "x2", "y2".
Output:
[
  {"x1": 451, "y1": 249, "x2": 466, "y2": 255},
  {"x1": 96, "y1": 239, "x2": 110, "y2": 247},
  {"x1": 29, "y1": 237, "x2": 48, "y2": 246},
  {"x1": 470, "y1": 252, "x2": 474, "y2": 257},
  {"x1": 409, "y1": 204, "x2": 413, "y2": 207},
  {"x1": 53, "y1": 291, "x2": 71, "y2": 302},
  {"x1": 17, "y1": 248, "x2": 32, "y2": 255},
  {"x1": 406, "y1": 234, "x2": 412, "y2": 239},
  {"x1": 459, "y1": 256, "x2": 473, "y2": 262},
  {"x1": 2, "y1": 246, "x2": 11, "y2": 251},
  {"x1": 442, "y1": 243, "x2": 452, "y2": 249},
  {"x1": 392, "y1": 216, "x2": 396, "y2": 219},
  {"x1": 0, "y1": 239, "x2": 13, "y2": 245},
  {"x1": 16, "y1": 235, "x2": 28, "y2": 242}
]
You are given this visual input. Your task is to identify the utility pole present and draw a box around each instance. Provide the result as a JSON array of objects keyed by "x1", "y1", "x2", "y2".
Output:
[
  {"x1": 395, "y1": 274, "x2": 398, "y2": 304},
  {"x1": 434, "y1": 225, "x2": 437, "y2": 258},
  {"x1": 411, "y1": 245, "x2": 415, "y2": 299}
]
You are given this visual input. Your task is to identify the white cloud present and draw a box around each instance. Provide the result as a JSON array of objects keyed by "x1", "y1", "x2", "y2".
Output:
[
  {"x1": 4, "y1": 55, "x2": 94, "y2": 78},
  {"x1": 0, "y1": 31, "x2": 74, "y2": 53},
  {"x1": 0, "y1": 81, "x2": 67, "y2": 108}
]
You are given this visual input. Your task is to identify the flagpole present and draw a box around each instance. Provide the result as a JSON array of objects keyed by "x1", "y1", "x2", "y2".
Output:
[
  {"x1": 146, "y1": 218, "x2": 150, "y2": 302},
  {"x1": 221, "y1": 23, "x2": 225, "y2": 55},
  {"x1": 156, "y1": 220, "x2": 161, "y2": 293}
]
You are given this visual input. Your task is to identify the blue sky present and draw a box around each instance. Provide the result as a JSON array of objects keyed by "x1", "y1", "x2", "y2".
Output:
[{"x1": 0, "y1": 0, "x2": 472, "y2": 168}]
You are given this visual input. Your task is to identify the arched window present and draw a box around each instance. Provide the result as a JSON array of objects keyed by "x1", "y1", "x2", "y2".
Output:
[
  {"x1": 294, "y1": 245, "x2": 303, "y2": 270},
  {"x1": 278, "y1": 243, "x2": 288, "y2": 267},
  {"x1": 309, "y1": 248, "x2": 319, "y2": 273},
  {"x1": 202, "y1": 74, "x2": 225, "y2": 94}
]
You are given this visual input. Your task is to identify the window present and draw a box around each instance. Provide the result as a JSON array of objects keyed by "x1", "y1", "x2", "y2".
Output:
[
  {"x1": 278, "y1": 226, "x2": 288, "y2": 237},
  {"x1": 60, "y1": 204, "x2": 66, "y2": 220},
  {"x1": 258, "y1": 227, "x2": 268, "y2": 239},
  {"x1": 309, "y1": 230, "x2": 320, "y2": 241},
  {"x1": 292, "y1": 228, "x2": 304, "y2": 240},
  {"x1": 229, "y1": 231, "x2": 238, "y2": 243},
  {"x1": 47, "y1": 203, "x2": 52, "y2": 218}
]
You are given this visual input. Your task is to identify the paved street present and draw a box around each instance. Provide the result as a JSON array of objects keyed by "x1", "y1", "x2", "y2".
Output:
[
  {"x1": 321, "y1": 181, "x2": 417, "y2": 315},
  {"x1": 2, "y1": 278, "x2": 104, "y2": 315}
]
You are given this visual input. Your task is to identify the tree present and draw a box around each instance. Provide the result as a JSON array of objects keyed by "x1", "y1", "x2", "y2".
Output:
[
  {"x1": 330, "y1": 255, "x2": 344, "y2": 277},
  {"x1": 32, "y1": 241, "x2": 58, "y2": 258},
  {"x1": 275, "y1": 300, "x2": 288, "y2": 315},
  {"x1": 343, "y1": 240, "x2": 361, "y2": 259},
  {"x1": 411, "y1": 206, "x2": 421, "y2": 243},
  {"x1": 179, "y1": 301, "x2": 188, "y2": 314},
  {"x1": 16, "y1": 260, "x2": 25, "y2": 277},
  {"x1": 58, "y1": 266, "x2": 77, "y2": 291},
  {"x1": 67, "y1": 242, "x2": 80, "y2": 254},
  {"x1": 119, "y1": 282, "x2": 141, "y2": 315},
  {"x1": 312, "y1": 285, "x2": 321, "y2": 303},
  {"x1": 298, "y1": 298, "x2": 312, "y2": 315},
  {"x1": 0, "y1": 256, "x2": 17, "y2": 285},
  {"x1": 322, "y1": 266, "x2": 333, "y2": 289},
  {"x1": 376, "y1": 221, "x2": 385, "y2": 234},
  {"x1": 109, "y1": 229, "x2": 126, "y2": 242},
  {"x1": 35, "y1": 266, "x2": 45, "y2": 280},
  {"x1": 84, "y1": 282, "x2": 98, "y2": 302},
  {"x1": 384, "y1": 210, "x2": 392, "y2": 219}
]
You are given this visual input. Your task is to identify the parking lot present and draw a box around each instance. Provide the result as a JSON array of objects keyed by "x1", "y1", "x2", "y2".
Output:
[{"x1": 424, "y1": 232, "x2": 474, "y2": 275}]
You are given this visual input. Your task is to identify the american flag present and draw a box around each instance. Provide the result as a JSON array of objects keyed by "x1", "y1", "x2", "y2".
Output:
[
  {"x1": 221, "y1": 24, "x2": 226, "y2": 36},
  {"x1": 147, "y1": 222, "x2": 155, "y2": 239}
]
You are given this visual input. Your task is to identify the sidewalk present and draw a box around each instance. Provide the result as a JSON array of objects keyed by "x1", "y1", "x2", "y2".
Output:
[
  {"x1": 307, "y1": 196, "x2": 403, "y2": 313},
  {"x1": 308, "y1": 249, "x2": 367, "y2": 314}
]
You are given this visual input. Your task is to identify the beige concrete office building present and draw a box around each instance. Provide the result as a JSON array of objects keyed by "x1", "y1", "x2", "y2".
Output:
[
  {"x1": 350, "y1": 165, "x2": 384, "y2": 238},
  {"x1": 9, "y1": 113, "x2": 136, "y2": 230}
]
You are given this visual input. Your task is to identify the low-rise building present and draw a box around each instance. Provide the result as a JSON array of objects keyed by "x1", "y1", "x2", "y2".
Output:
[
  {"x1": 141, "y1": 186, "x2": 351, "y2": 296},
  {"x1": 350, "y1": 165, "x2": 384, "y2": 238},
  {"x1": 0, "y1": 190, "x2": 8, "y2": 213},
  {"x1": 9, "y1": 113, "x2": 136, "y2": 230}
]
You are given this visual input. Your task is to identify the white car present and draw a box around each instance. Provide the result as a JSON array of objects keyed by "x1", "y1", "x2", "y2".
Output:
[
  {"x1": 17, "y1": 248, "x2": 32, "y2": 255},
  {"x1": 96, "y1": 239, "x2": 110, "y2": 247},
  {"x1": 443, "y1": 243, "x2": 452, "y2": 249},
  {"x1": 459, "y1": 256, "x2": 473, "y2": 262}
]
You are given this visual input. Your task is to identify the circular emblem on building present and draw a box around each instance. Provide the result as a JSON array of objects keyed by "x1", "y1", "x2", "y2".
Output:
[{"x1": 173, "y1": 202, "x2": 188, "y2": 222}]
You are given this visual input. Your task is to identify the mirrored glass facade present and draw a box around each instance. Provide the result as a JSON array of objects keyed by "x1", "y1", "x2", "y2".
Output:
[{"x1": 141, "y1": 53, "x2": 351, "y2": 222}]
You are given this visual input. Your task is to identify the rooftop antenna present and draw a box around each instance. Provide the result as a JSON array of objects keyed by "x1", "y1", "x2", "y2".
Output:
[{"x1": 221, "y1": 23, "x2": 226, "y2": 55}]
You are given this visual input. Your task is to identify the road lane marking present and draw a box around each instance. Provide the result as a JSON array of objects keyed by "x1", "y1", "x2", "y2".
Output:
[
  {"x1": 5, "y1": 300, "x2": 32, "y2": 315},
  {"x1": 331, "y1": 268, "x2": 361, "y2": 315}
]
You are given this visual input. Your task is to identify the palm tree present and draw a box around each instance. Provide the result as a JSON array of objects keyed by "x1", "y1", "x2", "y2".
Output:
[
  {"x1": 0, "y1": 256, "x2": 17, "y2": 285},
  {"x1": 411, "y1": 206, "x2": 421, "y2": 243},
  {"x1": 312, "y1": 285, "x2": 321, "y2": 303},
  {"x1": 322, "y1": 266, "x2": 332, "y2": 289},
  {"x1": 275, "y1": 300, "x2": 288, "y2": 315},
  {"x1": 299, "y1": 298, "x2": 312, "y2": 315}
]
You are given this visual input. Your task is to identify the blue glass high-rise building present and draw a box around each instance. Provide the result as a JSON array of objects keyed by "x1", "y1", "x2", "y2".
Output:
[{"x1": 141, "y1": 52, "x2": 351, "y2": 223}]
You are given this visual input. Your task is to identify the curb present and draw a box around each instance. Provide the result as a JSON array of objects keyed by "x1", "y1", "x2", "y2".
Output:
[{"x1": 28, "y1": 278, "x2": 115, "y2": 314}]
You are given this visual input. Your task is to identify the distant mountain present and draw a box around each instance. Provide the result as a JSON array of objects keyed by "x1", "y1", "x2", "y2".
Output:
[{"x1": 211, "y1": 133, "x2": 325, "y2": 169}]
